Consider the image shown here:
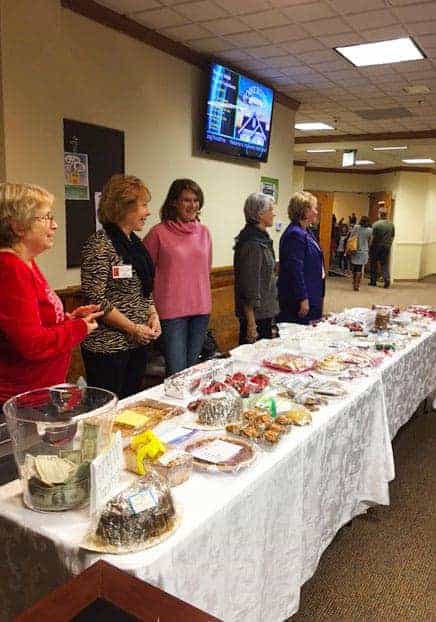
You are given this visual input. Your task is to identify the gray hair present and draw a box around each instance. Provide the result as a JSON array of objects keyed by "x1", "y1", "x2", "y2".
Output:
[
  {"x1": 244, "y1": 192, "x2": 273, "y2": 224},
  {"x1": 0, "y1": 182, "x2": 54, "y2": 247}
]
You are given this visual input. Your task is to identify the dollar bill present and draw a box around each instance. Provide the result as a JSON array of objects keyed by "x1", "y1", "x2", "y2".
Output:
[
  {"x1": 59, "y1": 449, "x2": 83, "y2": 465},
  {"x1": 34, "y1": 455, "x2": 76, "y2": 485}
]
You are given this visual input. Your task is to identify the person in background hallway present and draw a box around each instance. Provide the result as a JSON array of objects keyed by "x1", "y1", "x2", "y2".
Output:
[
  {"x1": 336, "y1": 223, "x2": 350, "y2": 273},
  {"x1": 144, "y1": 179, "x2": 211, "y2": 376},
  {"x1": 369, "y1": 202, "x2": 395, "y2": 288},
  {"x1": 81, "y1": 175, "x2": 160, "y2": 399},
  {"x1": 0, "y1": 182, "x2": 101, "y2": 484},
  {"x1": 277, "y1": 191, "x2": 325, "y2": 325},
  {"x1": 349, "y1": 215, "x2": 372, "y2": 291},
  {"x1": 349, "y1": 212, "x2": 357, "y2": 226},
  {"x1": 234, "y1": 193, "x2": 279, "y2": 344}
]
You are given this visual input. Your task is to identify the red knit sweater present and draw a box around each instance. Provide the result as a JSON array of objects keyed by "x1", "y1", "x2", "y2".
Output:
[{"x1": 0, "y1": 252, "x2": 87, "y2": 403}]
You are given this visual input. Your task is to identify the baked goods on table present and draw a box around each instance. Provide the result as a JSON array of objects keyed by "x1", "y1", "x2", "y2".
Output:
[
  {"x1": 92, "y1": 471, "x2": 177, "y2": 551},
  {"x1": 124, "y1": 438, "x2": 193, "y2": 487},
  {"x1": 316, "y1": 355, "x2": 347, "y2": 375},
  {"x1": 374, "y1": 310, "x2": 390, "y2": 331},
  {"x1": 263, "y1": 353, "x2": 316, "y2": 373},
  {"x1": 188, "y1": 391, "x2": 243, "y2": 428},
  {"x1": 184, "y1": 434, "x2": 256, "y2": 472},
  {"x1": 201, "y1": 371, "x2": 269, "y2": 398},
  {"x1": 164, "y1": 360, "x2": 229, "y2": 399},
  {"x1": 114, "y1": 399, "x2": 183, "y2": 437}
]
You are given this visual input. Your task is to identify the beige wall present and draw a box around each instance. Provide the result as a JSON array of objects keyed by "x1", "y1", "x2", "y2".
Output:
[
  {"x1": 1, "y1": 0, "x2": 295, "y2": 289},
  {"x1": 291, "y1": 164, "x2": 305, "y2": 195},
  {"x1": 332, "y1": 192, "x2": 369, "y2": 224},
  {"x1": 304, "y1": 170, "x2": 378, "y2": 194}
]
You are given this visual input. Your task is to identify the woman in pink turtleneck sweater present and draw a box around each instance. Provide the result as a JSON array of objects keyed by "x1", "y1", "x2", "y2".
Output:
[{"x1": 144, "y1": 179, "x2": 212, "y2": 375}]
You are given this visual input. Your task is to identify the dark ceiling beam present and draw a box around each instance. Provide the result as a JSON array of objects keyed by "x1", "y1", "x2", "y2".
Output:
[
  {"x1": 61, "y1": 0, "x2": 300, "y2": 111},
  {"x1": 295, "y1": 129, "x2": 436, "y2": 144}
]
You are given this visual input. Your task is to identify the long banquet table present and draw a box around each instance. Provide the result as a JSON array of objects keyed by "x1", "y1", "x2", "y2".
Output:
[{"x1": 0, "y1": 325, "x2": 435, "y2": 622}]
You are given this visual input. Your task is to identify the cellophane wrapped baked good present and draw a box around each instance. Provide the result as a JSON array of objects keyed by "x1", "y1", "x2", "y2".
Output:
[
  {"x1": 124, "y1": 443, "x2": 193, "y2": 487},
  {"x1": 164, "y1": 360, "x2": 229, "y2": 399},
  {"x1": 86, "y1": 471, "x2": 178, "y2": 553},
  {"x1": 184, "y1": 433, "x2": 256, "y2": 473},
  {"x1": 188, "y1": 389, "x2": 244, "y2": 428}
]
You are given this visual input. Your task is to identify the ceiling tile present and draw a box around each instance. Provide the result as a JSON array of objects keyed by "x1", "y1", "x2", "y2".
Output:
[
  {"x1": 218, "y1": 48, "x2": 253, "y2": 62},
  {"x1": 281, "y1": 2, "x2": 337, "y2": 23},
  {"x1": 99, "y1": 0, "x2": 161, "y2": 12},
  {"x1": 239, "y1": 58, "x2": 268, "y2": 70},
  {"x1": 160, "y1": 23, "x2": 211, "y2": 40},
  {"x1": 407, "y1": 21, "x2": 436, "y2": 36},
  {"x1": 175, "y1": 1, "x2": 228, "y2": 21},
  {"x1": 297, "y1": 48, "x2": 340, "y2": 63},
  {"x1": 203, "y1": 17, "x2": 250, "y2": 35},
  {"x1": 266, "y1": 54, "x2": 303, "y2": 68},
  {"x1": 189, "y1": 36, "x2": 235, "y2": 52},
  {"x1": 240, "y1": 9, "x2": 290, "y2": 29},
  {"x1": 248, "y1": 44, "x2": 288, "y2": 59},
  {"x1": 214, "y1": 0, "x2": 272, "y2": 15},
  {"x1": 345, "y1": 9, "x2": 399, "y2": 31},
  {"x1": 255, "y1": 67, "x2": 287, "y2": 79},
  {"x1": 328, "y1": 0, "x2": 386, "y2": 14},
  {"x1": 261, "y1": 24, "x2": 307, "y2": 43},
  {"x1": 134, "y1": 7, "x2": 189, "y2": 29},
  {"x1": 312, "y1": 60, "x2": 351, "y2": 72},
  {"x1": 281, "y1": 38, "x2": 325, "y2": 53},
  {"x1": 361, "y1": 24, "x2": 408, "y2": 42},
  {"x1": 321, "y1": 32, "x2": 364, "y2": 47},
  {"x1": 225, "y1": 30, "x2": 268, "y2": 46},
  {"x1": 394, "y1": 3, "x2": 436, "y2": 24},
  {"x1": 305, "y1": 17, "x2": 352, "y2": 36},
  {"x1": 416, "y1": 33, "x2": 436, "y2": 48},
  {"x1": 394, "y1": 59, "x2": 435, "y2": 73}
]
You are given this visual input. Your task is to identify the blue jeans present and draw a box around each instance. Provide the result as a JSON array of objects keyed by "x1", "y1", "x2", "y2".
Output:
[{"x1": 160, "y1": 314, "x2": 210, "y2": 376}]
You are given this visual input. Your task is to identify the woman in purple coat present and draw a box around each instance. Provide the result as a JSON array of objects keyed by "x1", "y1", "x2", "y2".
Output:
[{"x1": 277, "y1": 191, "x2": 325, "y2": 324}]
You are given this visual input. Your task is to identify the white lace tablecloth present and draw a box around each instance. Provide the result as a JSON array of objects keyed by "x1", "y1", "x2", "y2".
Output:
[
  {"x1": 0, "y1": 374, "x2": 394, "y2": 622},
  {"x1": 378, "y1": 327, "x2": 436, "y2": 438}
]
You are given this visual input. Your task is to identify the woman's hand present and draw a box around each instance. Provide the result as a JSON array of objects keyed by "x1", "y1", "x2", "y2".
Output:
[
  {"x1": 67, "y1": 304, "x2": 101, "y2": 319},
  {"x1": 147, "y1": 313, "x2": 161, "y2": 339},
  {"x1": 82, "y1": 311, "x2": 104, "y2": 334},
  {"x1": 246, "y1": 322, "x2": 258, "y2": 343},
  {"x1": 131, "y1": 323, "x2": 157, "y2": 345},
  {"x1": 298, "y1": 298, "x2": 310, "y2": 318}
]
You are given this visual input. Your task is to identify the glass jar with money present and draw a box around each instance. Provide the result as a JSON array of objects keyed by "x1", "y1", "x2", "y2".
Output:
[{"x1": 3, "y1": 385, "x2": 117, "y2": 512}]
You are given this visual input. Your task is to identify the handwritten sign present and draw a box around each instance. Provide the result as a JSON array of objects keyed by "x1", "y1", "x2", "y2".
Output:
[{"x1": 90, "y1": 432, "x2": 123, "y2": 516}]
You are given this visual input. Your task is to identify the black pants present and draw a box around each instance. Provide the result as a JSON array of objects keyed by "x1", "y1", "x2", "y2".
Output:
[
  {"x1": 369, "y1": 245, "x2": 391, "y2": 285},
  {"x1": 239, "y1": 317, "x2": 274, "y2": 345},
  {"x1": 81, "y1": 346, "x2": 148, "y2": 399}
]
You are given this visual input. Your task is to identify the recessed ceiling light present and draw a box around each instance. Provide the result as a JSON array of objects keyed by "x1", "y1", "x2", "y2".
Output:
[
  {"x1": 355, "y1": 160, "x2": 375, "y2": 165},
  {"x1": 295, "y1": 122, "x2": 334, "y2": 131},
  {"x1": 306, "y1": 148, "x2": 336, "y2": 153},
  {"x1": 373, "y1": 146, "x2": 408, "y2": 151},
  {"x1": 402, "y1": 158, "x2": 434, "y2": 164},
  {"x1": 335, "y1": 37, "x2": 425, "y2": 67}
]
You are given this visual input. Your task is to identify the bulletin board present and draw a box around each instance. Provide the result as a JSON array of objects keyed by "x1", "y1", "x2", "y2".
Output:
[{"x1": 63, "y1": 119, "x2": 125, "y2": 267}]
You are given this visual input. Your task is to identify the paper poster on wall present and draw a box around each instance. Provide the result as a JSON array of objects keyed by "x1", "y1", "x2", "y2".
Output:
[
  {"x1": 64, "y1": 152, "x2": 90, "y2": 200},
  {"x1": 260, "y1": 176, "x2": 279, "y2": 203},
  {"x1": 94, "y1": 192, "x2": 102, "y2": 232}
]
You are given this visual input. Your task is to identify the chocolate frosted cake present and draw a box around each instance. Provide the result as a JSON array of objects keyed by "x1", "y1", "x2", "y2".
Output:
[{"x1": 96, "y1": 471, "x2": 176, "y2": 547}]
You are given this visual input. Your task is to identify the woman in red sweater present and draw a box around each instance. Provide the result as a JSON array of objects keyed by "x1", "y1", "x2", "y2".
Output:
[{"x1": 0, "y1": 183, "x2": 101, "y2": 482}]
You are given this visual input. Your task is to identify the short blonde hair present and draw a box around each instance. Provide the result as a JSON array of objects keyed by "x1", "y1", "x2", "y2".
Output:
[
  {"x1": 0, "y1": 182, "x2": 54, "y2": 247},
  {"x1": 288, "y1": 191, "x2": 317, "y2": 223},
  {"x1": 98, "y1": 174, "x2": 151, "y2": 225}
]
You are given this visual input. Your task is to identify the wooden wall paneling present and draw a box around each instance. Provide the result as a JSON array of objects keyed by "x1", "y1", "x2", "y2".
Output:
[
  {"x1": 369, "y1": 191, "x2": 392, "y2": 223},
  {"x1": 310, "y1": 190, "x2": 334, "y2": 269}
]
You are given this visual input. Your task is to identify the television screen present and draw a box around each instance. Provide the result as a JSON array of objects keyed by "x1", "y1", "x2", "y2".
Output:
[{"x1": 204, "y1": 63, "x2": 274, "y2": 162}]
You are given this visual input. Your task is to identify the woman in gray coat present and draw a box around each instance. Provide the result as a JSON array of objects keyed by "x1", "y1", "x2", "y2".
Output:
[
  {"x1": 233, "y1": 193, "x2": 279, "y2": 344},
  {"x1": 349, "y1": 215, "x2": 372, "y2": 291}
]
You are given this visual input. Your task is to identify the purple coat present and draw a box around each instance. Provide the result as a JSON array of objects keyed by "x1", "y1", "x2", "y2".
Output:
[{"x1": 277, "y1": 223, "x2": 324, "y2": 324}]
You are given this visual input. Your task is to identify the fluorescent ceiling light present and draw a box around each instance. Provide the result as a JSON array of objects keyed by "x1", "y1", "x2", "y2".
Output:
[
  {"x1": 306, "y1": 148, "x2": 336, "y2": 153},
  {"x1": 355, "y1": 160, "x2": 375, "y2": 165},
  {"x1": 335, "y1": 37, "x2": 424, "y2": 67},
  {"x1": 373, "y1": 146, "x2": 408, "y2": 151},
  {"x1": 402, "y1": 158, "x2": 434, "y2": 164},
  {"x1": 295, "y1": 122, "x2": 334, "y2": 131}
]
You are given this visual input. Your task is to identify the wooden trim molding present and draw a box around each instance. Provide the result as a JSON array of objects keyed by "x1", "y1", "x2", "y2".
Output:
[
  {"x1": 60, "y1": 0, "x2": 299, "y2": 111},
  {"x1": 295, "y1": 129, "x2": 436, "y2": 144},
  {"x1": 16, "y1": 560, "x2": 220, "y2": 621},
  {"x1": 293, "y1": 160, "x2": 307, "y2": 167}
]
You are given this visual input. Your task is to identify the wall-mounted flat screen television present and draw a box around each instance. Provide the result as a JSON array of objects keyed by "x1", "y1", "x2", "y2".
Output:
[{"x1": 204, "y1": 63, "x2": 274, "y2": 163}]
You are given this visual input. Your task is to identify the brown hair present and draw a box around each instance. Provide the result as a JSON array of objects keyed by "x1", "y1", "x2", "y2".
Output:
[
  {"x1": 359, "y1": 215, "x2": 371, "y2": 227},
  {"x1": 160, "y1": 179, "x2": 204, "y2": 222},
  {"x1": 97, "y1": 174, "x2": 151, "y2": 225},
  {"x1": 0, "y1": 182, "x2": 54, "y2": 247},
  {"x1": 288, "y1": 191, "x2": 317, "y2": 223}
]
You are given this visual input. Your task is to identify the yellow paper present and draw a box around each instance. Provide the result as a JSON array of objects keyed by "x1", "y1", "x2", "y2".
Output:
[
  {"x1": 130, "y1": 430, "x2": 166, "y2": 475},
  {"x1": 115, "y1": 410, "x2": 149, "y2": 429}
]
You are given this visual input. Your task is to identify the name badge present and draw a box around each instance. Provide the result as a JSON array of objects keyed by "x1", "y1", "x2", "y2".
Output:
[{"x1": 112, "y1": 265, "x2": 132, "y2": 279}]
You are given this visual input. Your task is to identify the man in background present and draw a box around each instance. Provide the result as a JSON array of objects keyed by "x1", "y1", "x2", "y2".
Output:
[{"x1": 369, "y1": 201, "x2": 395, "y2": 288}]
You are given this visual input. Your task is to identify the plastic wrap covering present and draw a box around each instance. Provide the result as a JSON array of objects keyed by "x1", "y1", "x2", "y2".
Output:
[
  {"x1": 184, "y1": 434, "x2": 256, "y2": 473},
  {"x1": 84, "y1": 470, "x2": 179, "y2": 553},
  {"x1": 164, "y1": 360, "x2": 229, "y2": 399}
]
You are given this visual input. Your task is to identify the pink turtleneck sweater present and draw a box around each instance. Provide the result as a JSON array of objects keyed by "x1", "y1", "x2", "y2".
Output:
[{"x1": 144, "y1": 220, "x2": 212, "y2": 320}]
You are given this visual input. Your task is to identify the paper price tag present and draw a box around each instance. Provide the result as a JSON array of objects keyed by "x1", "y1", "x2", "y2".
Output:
[
  {"x1": 128, "y1": 489, "x2": 157, "y2": 514},
  {"x1": 190, "y1": 439, "x2": 242, "y2": 464},
  {"x1": 112, "y1": 265, "x2": 133, "y2": 279},
  {"x1": 90, "y1": 431, "x2": 123, "y2": 516},
  {"x1": 158, "y1": 426, "x2": 199, "y2": 445}
]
